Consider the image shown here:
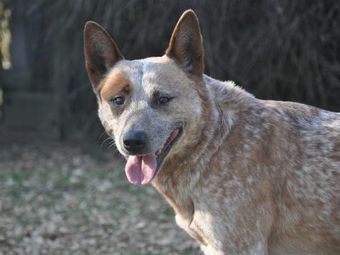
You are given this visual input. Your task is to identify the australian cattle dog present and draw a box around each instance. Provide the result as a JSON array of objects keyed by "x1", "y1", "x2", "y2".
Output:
[{"x1": 84, "y1": 9, "x2": 340, "y2": 255}]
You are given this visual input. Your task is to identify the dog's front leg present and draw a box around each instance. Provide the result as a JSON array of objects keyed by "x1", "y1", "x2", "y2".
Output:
[
  {"x1": 200, "y1": 240, "x2": 268, "y2": 255},
  {"x1": 238, "y1": 242, "x2": 268, "y2": 255},
  {"x1": 193, "y1": 218, "x2": 270, "y2": 255},
  {"x1": 191, "y1": 187, "x2": 274, "y2": 255},
  {"x1": 175, "y1": 213, "x2": 209, "y2": 246}
]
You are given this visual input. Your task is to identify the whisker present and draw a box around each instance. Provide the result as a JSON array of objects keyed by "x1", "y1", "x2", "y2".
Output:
[{"x1": 100, "y1": 135, "x2": 113, "y2": 148}]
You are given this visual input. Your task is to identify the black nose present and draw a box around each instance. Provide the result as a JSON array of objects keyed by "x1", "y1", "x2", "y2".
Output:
[{"x1": 123, "y1": 130, "x2": 147, "y2": 154}]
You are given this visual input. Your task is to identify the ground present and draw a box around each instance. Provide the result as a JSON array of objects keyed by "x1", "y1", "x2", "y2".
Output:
[{"x1": 0, "y1": 142, "x2": 200, "y2": 255}]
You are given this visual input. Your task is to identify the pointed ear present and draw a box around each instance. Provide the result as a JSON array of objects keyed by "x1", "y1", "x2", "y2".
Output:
[
  {"x1": 165, "y1": 10, "x2": 204, "y2": 77},
  {"x1": 84, "y1": 21, "x2": 123, "y2": 89}
]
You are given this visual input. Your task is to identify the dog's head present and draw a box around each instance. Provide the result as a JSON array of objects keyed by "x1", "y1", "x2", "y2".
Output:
[{"x1": 84, "y1": 10, "x2": 207, "y2": 185}]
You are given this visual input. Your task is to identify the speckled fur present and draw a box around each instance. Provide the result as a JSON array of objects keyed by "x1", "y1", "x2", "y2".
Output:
[{"x1": 84, "y1": 10, "x2": 340, "y2": 255}]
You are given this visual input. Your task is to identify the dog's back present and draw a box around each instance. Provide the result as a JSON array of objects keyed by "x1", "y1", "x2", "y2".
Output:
[{"x1": 205, "y1": 77, "x2": 340, "y2": 254}]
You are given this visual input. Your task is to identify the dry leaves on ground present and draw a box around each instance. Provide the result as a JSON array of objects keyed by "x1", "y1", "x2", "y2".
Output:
[{"x1": 0, "y1": 142, "x2": 200, "y2": 255}]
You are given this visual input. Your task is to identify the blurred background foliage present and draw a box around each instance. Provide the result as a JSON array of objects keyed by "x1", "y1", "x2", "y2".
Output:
[
  {"x1": 0, "y1": 0, "x2": 339, "y2": 141},
  {"x1": 0, "y1": 1, "x2": 339, "y2": 253}
]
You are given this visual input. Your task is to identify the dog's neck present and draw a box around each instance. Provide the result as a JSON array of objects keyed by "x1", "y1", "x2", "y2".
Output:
[{"x1": 152, "y1": 75, "x2": 256, "y2": 218}]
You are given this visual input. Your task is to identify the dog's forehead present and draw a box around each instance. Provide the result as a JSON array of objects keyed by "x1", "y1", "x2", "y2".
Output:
[
  {"x1": 101, "y1": 56, "x2": 188, "y2": 101},
  {"x1": 113, "y1": 56, "x2": 184, "y2": 88}
]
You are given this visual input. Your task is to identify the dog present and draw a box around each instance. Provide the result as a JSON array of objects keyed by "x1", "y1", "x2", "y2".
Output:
[{"x1": 84, "y1": 9, "x2": 340, "y2": 255}]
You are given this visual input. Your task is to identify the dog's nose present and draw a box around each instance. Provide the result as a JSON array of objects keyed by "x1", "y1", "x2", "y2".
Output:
[{"x1": 123, "y1": 130, "x2": 147, "y2": 154}]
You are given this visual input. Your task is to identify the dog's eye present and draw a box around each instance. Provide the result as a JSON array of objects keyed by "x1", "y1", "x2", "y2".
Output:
[
  {"x1": 158, "y1": 96, "x2": 171, "y2": 104},
  {"x1": 110, "y1": 96, "x2": 125, "y2": 106}
]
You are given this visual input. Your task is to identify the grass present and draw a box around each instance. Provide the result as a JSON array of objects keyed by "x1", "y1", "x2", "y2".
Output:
[{"x1": 0, "y1": 142, "x2": 199, "y2": 255}]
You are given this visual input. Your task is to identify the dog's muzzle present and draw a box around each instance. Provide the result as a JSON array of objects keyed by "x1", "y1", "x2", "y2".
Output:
[{"x1": 123, "y1": 130, "x2": 148, "y2": 155}]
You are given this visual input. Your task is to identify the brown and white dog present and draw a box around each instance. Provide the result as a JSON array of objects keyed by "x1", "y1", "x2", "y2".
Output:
[{"x1": 84, "y1": 9, "x2": 340, "y2": 255}]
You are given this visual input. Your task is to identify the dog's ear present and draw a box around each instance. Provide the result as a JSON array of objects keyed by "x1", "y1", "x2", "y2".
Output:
[
  {"x1": 166, "y1": 10, "x2": 204, "y2": 77},
  {"x1": 84, "y1": 21, "x2": 123, "y2": 89}
]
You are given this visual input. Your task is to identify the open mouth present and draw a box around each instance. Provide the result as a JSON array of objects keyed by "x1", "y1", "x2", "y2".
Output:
[
  {"x1": 124, "y1": 127, "x2": 183, "y2": 185},
  {"x1": 155, "y1": 127, "x2": 183, "y2": 169}
]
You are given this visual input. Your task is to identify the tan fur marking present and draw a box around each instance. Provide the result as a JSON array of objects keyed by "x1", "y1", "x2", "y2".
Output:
[{"x1": 99, "y1": 71, "x2": 130, "y2": 101}]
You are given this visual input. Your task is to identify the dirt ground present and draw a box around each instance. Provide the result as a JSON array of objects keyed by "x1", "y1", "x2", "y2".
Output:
[{"x1": 0, "y1": 142, "x2": 200, "y2": 255}]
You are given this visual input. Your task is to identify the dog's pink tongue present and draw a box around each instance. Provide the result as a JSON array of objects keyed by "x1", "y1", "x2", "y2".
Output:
[{"x1": 125, "y1": 154, "x2": 157, "y2": 185}]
